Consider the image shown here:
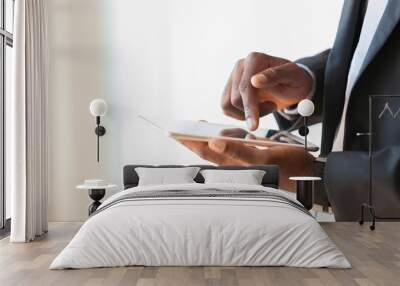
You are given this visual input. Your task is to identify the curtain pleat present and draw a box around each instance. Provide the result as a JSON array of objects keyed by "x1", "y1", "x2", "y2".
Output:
[{"x1": 10, "y1": 0, "x2": 48, "y2": 242}]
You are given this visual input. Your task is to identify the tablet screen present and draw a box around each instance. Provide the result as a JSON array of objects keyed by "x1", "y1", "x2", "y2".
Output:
[{"x1": 139, "y1": 116, "x2": 319, "y2": 151}]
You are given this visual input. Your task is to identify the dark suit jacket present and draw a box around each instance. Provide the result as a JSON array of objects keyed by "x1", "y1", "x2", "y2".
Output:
[
  {"x1": 275, "y1": 0, "x2": 400, "y2": 156},
  {"x1": 274, "y1": 0, "x2": 400, "y2": 221}
]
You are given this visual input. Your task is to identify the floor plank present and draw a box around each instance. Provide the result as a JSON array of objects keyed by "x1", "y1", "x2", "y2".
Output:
[{"x1": 0, "y1": 222, "x2": 399, "y2": 286}]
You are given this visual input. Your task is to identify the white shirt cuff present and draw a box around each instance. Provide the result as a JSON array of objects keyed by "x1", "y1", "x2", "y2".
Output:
[
  {"x1": 297, "y1": 63, "x2": 316, "y2": 99},
  {"x1": 281, "y1": 63, "x2": 316, "y2": 116}
]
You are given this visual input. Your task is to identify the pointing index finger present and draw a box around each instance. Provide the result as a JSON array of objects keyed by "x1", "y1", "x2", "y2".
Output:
[{"x1": 239, "y1": 55, "x2": 262, "y2": 131}]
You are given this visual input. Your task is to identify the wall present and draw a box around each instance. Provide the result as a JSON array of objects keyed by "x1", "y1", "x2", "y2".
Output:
[{"x1": 47, "y1": 0, "x2": 343, "y2": 221}]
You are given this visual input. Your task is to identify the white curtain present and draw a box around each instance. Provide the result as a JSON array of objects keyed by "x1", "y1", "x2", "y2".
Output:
[{"x1": 10, "y1": 0, "x2": 48, "y2": 242}]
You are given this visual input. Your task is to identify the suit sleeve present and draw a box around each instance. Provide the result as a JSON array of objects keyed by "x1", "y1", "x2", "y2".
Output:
[{"x1": 273, "y1": 49, "x2": 330, "y2": 130}]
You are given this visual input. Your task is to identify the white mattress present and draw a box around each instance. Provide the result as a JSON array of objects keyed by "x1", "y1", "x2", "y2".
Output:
[{"x1": 50, "y1": 183, "x2": 350, "y2": 269}]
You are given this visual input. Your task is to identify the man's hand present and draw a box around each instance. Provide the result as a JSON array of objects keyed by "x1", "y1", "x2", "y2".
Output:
[
  {"x1": 221, "y1": 52, "x2": 313, "y2": 130},
  {"x1": 179, "y1": 139, "x2": 314, "y2": 190}
]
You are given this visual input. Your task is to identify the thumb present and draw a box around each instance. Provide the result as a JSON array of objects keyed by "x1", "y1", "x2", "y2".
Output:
[{"x1": 251, "y1": 62, "x2": 297, "y2": 89}]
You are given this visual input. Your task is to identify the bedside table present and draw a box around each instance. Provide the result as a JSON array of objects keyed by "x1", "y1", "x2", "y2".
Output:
[
  {"x1": 77, "y1": 181, "x2": 117, "y2": 215},
  {"x1": 289, "y1": 176, "x2": 321, "y2": 210}
]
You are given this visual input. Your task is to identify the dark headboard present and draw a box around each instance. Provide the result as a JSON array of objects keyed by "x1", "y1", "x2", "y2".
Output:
[{"x1": 123, "y1": 165, "x2": 279, "y2": 189}]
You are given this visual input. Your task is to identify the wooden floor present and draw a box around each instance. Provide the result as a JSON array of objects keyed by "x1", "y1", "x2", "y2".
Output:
[{"x1": 0, "y1": 222, "x2": 399, "y2": 286}]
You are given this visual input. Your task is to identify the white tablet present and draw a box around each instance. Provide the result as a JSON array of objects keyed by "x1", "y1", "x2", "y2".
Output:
[{"x1": 139, "y1": 115, "x2": 319, "y2": 151}]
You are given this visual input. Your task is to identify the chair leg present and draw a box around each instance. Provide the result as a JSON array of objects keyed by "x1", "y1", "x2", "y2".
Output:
[
  {"x1": 369, "y1": 207, "x2": 376, "y2": 231},
  {"x1": 359, "y1": 204, "x2": 364, "y2": 225}
]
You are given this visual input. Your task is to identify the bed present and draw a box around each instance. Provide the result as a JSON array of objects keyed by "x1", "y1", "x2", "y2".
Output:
[{"x1": 50, "y1": 165, "x2": 350, "y2": 269}]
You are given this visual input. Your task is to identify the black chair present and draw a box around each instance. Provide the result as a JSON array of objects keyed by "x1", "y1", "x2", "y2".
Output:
[{"x1": 325, "y1": 146, "x2": 400, "y2": 222}]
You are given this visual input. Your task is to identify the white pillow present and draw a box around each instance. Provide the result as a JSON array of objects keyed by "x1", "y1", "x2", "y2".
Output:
[
  {"x1": 200, "y1": 169, "x2": 266, "y2": 185},
  {"x1": 135, "y1": 167, "x2": 200, "y2": 186}
]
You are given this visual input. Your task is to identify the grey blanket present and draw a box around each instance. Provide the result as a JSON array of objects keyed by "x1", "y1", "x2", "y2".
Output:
[{"x1": 92, "y1": 189, "x2": 311, "y2": 217}]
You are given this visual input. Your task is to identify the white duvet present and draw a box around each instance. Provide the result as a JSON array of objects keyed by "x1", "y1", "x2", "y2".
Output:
[{"x1": 50, "y1": 183, "x2": 350, "y2": 269}]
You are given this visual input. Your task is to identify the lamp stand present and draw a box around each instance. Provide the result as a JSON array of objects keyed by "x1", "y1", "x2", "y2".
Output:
[
  {"x1": 298, "y1": 117, "x2": 309, "y2": 152},
  {"x1": 304, "y1": 117, "x2": 308, "y2": 152},
  {"x1": 94, "y1": 116, "x2": 106, "y2": 162}
]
